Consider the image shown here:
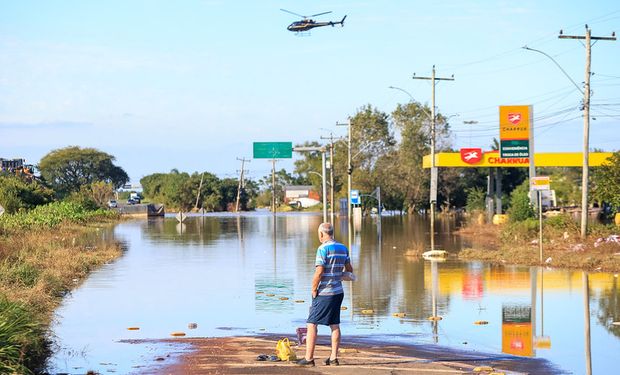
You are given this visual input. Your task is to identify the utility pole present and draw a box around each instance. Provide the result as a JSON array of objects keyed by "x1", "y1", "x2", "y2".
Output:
[
  {"x1": 194, "y1": 172, "x2": 204, "y2": 211},
  {"x1": 235, "y1": 157, "x2": 251, "y2": 212},
  {"x1": 412, "y1": 65, "x2": 454, "y2": 251},
  {"x1": 321, "y1": 133, "x2": 344, "y2": 224},
  {"x1": 336, "y1": 120, "x2": 352, "y2": 223},
  {"x1": 559, "y1": 26, "x2": 616, "y2": 239}
]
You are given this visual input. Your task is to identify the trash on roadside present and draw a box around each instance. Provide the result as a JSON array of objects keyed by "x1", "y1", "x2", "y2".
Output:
[
  {"x1": 473, "y1": 366, "x2": 494, "y2": 372},
  {"x1": 569, "y1": 244, "x2": 585, "y2": 252},
  {"x1": 594, "y1": 235, "x2": 620, "y2": 248}
]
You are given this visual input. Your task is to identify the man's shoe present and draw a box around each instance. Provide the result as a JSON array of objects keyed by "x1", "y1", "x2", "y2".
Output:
[
  {"x1": 296, "y1": 358, "x2": 315, "y2": 366},
  {"x1": 324, "y1": 358, "x2": 339, "y2": 366}
]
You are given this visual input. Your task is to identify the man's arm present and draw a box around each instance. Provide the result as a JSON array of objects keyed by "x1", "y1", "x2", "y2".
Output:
[
  {"x1": 344, "y1": 261, "x2": 353, "y2": 273},
  {"x1": 312, "y1": 265, "x2": 324, "y2": 298}
]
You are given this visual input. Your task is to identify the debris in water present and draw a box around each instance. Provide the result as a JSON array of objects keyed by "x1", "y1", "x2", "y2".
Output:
[
  {"x1": 279, "y1": 297, "x2": 289, "y2": 300},
  {"x1": 170, "y1": 331, "x2": 186, "y2": 337},
  {"x1": 474, "y1": 320, "x2": 489, "y2": 325},
  {"x1": 340, "y1": 306, "x2": 347, "y2": 310},
  {"x1": 294, "y1": 300, "x2": 305, "y2": 303},
  {"x1": 361, "y1": 309, "x2": 374, "y2": 314},
  {"x1": 127, "y1": 327, "x2": 140, "y2": 331},
  {"x1": 392, "y1": 312, "x2": 407, "y2": 318}
]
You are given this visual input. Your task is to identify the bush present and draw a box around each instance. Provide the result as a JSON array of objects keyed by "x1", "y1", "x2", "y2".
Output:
[
  {"x1": 0, "y1": 176, "x2": 53, "y2": 214},
  {"x1": 501, "y1": 217, "x2": 539, "y2": 242},
  {"x1": 0, "y1": 201, "x2": 117, "y2": 231},
  {"x1": 0, "y1": 296, "x2": 47, "y2": 374},
  {"x1": 507, "y1": 181, "x2": 535, "y2": 222},
  {"x1": 465, "y1": 187, "x2": 486, "y2": 213}
]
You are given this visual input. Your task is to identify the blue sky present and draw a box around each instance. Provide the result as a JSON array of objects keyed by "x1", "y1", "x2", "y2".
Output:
[{"x1": 1, "y1": 1, "x2": 618, "y2": 183}]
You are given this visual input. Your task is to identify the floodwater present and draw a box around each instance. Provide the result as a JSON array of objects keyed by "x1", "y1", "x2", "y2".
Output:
[{"x1": 49, "y1": 212, "x2": 620, "y2": 374}]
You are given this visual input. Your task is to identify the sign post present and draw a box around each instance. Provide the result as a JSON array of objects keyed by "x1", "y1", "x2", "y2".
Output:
[
  {"x1": 531, "y1": 176, "x2": 550, "y2": 263},
  {"x1": 350, "y1": 189, "x2": 360, "y2": 205},
  {"x1": 253, "y1": 142, "x2": 294, "y2": 217}
]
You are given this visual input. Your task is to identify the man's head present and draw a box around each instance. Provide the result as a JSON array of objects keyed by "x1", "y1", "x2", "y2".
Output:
[{"x1": 318, "y1": 222, "x2": 334, "y2": 243}]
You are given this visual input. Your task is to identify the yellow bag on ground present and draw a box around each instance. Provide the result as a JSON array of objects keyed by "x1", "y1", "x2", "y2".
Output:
[{"x1": 276, "y1": 337, "x2": 297, "y2": 361}]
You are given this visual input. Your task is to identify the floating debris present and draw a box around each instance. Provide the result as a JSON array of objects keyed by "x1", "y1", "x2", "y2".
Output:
[
  {"x1": 428, "y1": 316, "x2": 443, "y2": 321},
  {"x1": 170, "y1": 331, "x2": 186, "y2": 337},
  {"x1": 127, "y1": 327, "x2": 140, "y2": 331},
  {"x1": 256, "y1": 291, "x2": 264, "y2": 294},
  {"x1": 392, "y1": 312, "x2": 407, "y2": 318},
  {"x1": 340, "y1": 306, "x2": 348, "y2": 310},
  {"x1": 361, "y1": 309, "x2": 374, "y2": 314},
  {"x1": 279, "y1": 297, "x2": 289, "y2": 300},
  {"x1": 294, "y1": 300, "x2": 305, "y2": 303},
  {"x1": 188, "y1": 323, "x2": 198, "y2": 329},
  {"x1": 266, "y1": 294, "x2": 275, "y2": 297},
  {"x1": 474, "y1": 320, "x2": 489, "y2": 325},
  {"x1": 473, "y1": 366, "x2": 494, "y2": 372}
]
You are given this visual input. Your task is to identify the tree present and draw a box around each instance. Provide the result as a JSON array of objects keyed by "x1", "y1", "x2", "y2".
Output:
[
  {"x1": 592, "y1": 151, "x2": 620, "y2": 210},
  {"x1": 39, "y1": 146, "x2": 128, "y2": 197}
]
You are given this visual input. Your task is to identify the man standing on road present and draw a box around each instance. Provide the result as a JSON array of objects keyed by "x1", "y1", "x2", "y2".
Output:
[{"x1": 297, "y1": 222, "x2": 353, "y2": 367}]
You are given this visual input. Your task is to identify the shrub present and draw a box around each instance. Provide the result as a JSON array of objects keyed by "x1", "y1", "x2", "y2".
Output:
[
  {"x1": 0, "y1": 176, "x2": 53, "y2": 214},
  {"x1": 507, "y1": 181, "x2": 535, "y2": 222},
  {"x1": 0, "y1": 201, "x2": 117, "y2": 231},
  {"x1": 465, "y1": 187, "x2": 486, "y2": 213}
]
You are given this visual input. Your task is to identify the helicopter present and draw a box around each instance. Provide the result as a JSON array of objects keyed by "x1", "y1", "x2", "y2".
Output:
[{"x1": 280, "y1": 9, "x2": 347, "y2": 33}]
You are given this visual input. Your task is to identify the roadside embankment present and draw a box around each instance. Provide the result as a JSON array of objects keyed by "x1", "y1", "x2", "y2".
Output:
[
  {"x1": 0, "y1": 202, "x2": 123, "y2": 374},
  {"x1": 458, "y1": 215, "x2": 620, "y2": 272}
]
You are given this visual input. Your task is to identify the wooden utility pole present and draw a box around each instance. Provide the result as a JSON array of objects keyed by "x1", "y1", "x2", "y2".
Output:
[
  {"x1": 235, "y1": 157, "x2": 250, "y2": 212},
  {"x1": 194, "y1": 172, "x2": 204, "y2": 210},
  {"x1": 412, "y1": 66, "x2": 454, "y2": 251},
  {"x1": 559, "y1": 26, "x2": 616, "y2": 239}
]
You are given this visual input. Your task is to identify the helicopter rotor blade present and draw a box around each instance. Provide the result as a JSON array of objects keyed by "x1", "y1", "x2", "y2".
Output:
[
  {"x1": 280, "y1": 9, "x2": 307, "y2": 19},
  {"x1": 309, "y1": 11, "x2": 332, "y2": 18}
]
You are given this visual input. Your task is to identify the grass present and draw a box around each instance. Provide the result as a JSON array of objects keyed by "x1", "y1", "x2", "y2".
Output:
[
  {"x1": 0, "y1": 202, "x2": 123, "y2": 373},
  {"x1": 458, "y1": 213, "x2": 620, "y2": 272}
]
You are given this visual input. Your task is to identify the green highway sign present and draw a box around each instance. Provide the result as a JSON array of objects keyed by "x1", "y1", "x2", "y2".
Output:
[{"x1": 253, "y1": 142, "x2": 293, "y2": 159}]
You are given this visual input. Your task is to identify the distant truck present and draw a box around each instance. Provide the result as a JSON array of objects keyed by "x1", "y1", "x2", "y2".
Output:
[{"x1": 129, "y1": 192, "x2": 142, "y2": 204}]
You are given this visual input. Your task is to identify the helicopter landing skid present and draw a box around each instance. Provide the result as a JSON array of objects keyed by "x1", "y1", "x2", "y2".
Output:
[{"x1": 295, "y1": 31, "x2": 312, "y2": 37}]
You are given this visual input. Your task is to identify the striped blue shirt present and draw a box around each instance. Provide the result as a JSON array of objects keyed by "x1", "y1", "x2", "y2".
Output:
[{"x1": 315, "y1": 239, "x2": 350, "y2": 296}]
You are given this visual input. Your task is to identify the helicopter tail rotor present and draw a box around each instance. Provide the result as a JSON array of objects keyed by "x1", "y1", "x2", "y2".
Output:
[{"x1": 340, "y1": 15, "x2": 347, "y2": 26}]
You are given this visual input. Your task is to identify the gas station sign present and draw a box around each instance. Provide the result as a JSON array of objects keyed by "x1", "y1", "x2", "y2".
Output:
[{"x1": 499, "y1": 105, "x2": 532, "y2": 159}]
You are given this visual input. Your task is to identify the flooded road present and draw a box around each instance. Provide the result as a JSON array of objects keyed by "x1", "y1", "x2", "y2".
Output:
[{"x1": 49, "y1": 213, "x2": 620, "y2": 374}]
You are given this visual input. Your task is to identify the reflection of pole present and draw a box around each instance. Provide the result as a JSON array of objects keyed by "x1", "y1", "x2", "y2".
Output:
[
  {"x1": 431, "y1": 261, "x2": 439, "y2": 342},
  {"x1": 322, "y1": 151, "x2": 327, "y2": 223},
  {"x1": 539, "y1": 191, "x2": 543, "y2": 263},
  {"x1": 583, "y1": 271, "x2": 592, "y2": 375},
  {"x1": 531, "y1": 267, "x2": 537, "y2": 345},
  {"x1": 540, "y1": 267, "x2": 544, "y2": 336}
]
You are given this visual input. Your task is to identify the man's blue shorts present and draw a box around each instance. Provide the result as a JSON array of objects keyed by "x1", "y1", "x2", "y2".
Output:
[{"x1": 307, "y1": 293, "x2": 344, "y2": 326}]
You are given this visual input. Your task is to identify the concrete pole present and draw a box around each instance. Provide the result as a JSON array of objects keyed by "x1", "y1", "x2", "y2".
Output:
[
  {"x1": 322, "y1": 151, "x2": 328, "y2": 223},
  {"x1": 580, "y1": 29, "x2": 592, "y2": 239},
  {"x1": 330, "y1": 141, "x2": 335, "y2": 224},
  {"x1": 347, "y1": 119, "x2": 352, "y2": 224}
]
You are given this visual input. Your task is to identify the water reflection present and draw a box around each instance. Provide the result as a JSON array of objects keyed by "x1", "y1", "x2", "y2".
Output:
[{"x1": 49, "y1": 214, "x2": 620, "y2": 374}]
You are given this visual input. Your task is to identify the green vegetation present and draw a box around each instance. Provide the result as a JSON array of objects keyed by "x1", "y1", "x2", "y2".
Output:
[
  {"x1": 506, "y1": 181, "x2": 535, "y2": 222},
  {"x1": 465, "y1": 187, "x2": 486, "y2": 213},
  {"x1": 38, "y1": 146, "x2": 128, "y2": 198},
  {"x1": 140, "y1": 170, "x2": 258, "y2": 211},
  {"x1": 0, "y1": 175, "x2": 53, "y2": 214},
  {"x1": 593, "y1": 151, "x2": 620, "y2": 211}
]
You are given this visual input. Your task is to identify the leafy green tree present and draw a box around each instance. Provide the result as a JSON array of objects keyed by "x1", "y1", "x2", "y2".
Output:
[
  {"x1": 67, "y1": 181, "x2": 115, "y2": 210},
  {"x1": 592, "y1": 151, "x2": 620, "y2": 210},
  {"x1": 39, "y1": 146, "x2": 128, "y2": 197}
]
